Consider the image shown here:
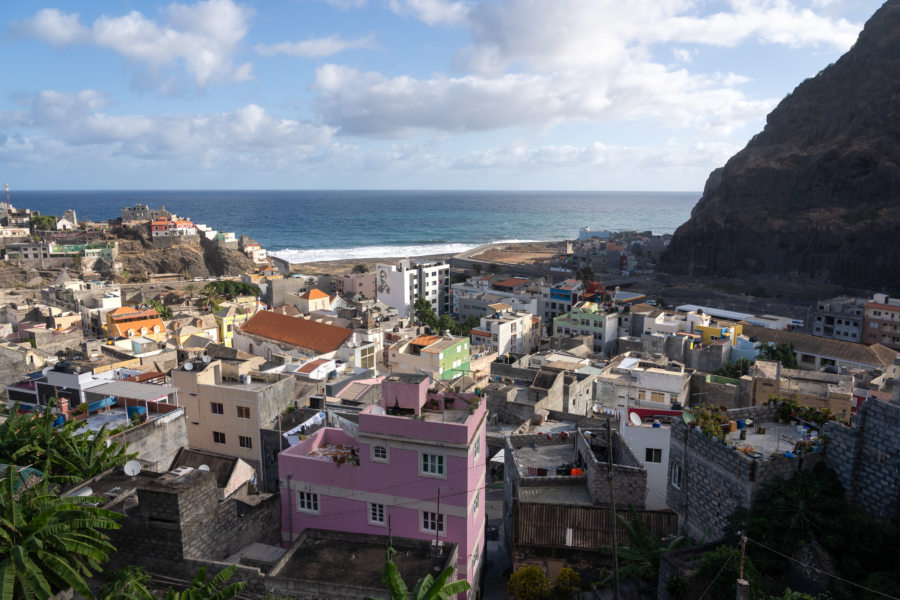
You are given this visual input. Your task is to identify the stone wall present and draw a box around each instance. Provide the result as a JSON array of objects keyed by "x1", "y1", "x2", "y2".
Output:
[
  {"x1": 824, "y1": 399, "x2": 900, "y2": 521},
  {"x1": 151, "y1": 235, "x2": 201, "y2": 248},
  {"x1": 108, "y1": 469, "x2": 281, "y2": 575},
  {"x1": 30, "y1": 328, "x2": 84, "y2": 355},
  {"x1": 490, "y1": 361, "x2": 538, "y2": 383},
  {"x1": 577, "y1": 428, "x2": 647, "y2": 508},
  {"x1": 666, "y1": 405, "x2": 824, "y2": 541}
]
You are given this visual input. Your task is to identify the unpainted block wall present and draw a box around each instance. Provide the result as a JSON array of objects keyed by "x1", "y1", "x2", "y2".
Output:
[{"x1": 825, "y1": 399, "x2": 900, "y2": 521}]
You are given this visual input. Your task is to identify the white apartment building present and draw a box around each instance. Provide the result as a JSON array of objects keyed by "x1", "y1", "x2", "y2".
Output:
[
  {"x1": 375, "y1": 259, "x2": 450, "y2": 318},
  {"x1": 451, "y1": 280, "x2": 541, "y2": 320},
  {"x1": 470, "y1": 309, "x2": 540, "y2": 355},
  {"x1": 594, "y1": 354, "x2": 690, "y2": 411}
]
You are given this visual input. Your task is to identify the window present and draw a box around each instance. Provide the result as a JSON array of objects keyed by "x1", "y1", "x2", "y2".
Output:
[
  {"x1": 645, "y1": 448, "x2": 662, "y2": 463},
  {"x1": 239, "y1": 435, "x2": 252, "y2": 449},
  {"x1": 372, "y1": 445, "x2": 389, "y2": 463},
  {"x1": 473, "y1": 490, "x2": 480, "y2": 515},
  {"x1": 421, "y1": 453, "x2": 445, "y2": 477},
  {"x1": 650, "y1": 391, "x2": 665, "y2": 403},
  {"x1": 369, "y1": 503, "x2": 386, "y2": 526},
  {"x1": 422, "y1": 511, "x2": 444, "y2": 534},
  {"x1": 297, "y1": 491, "x2": 319, "y2": 514},
  {"x1": 237, "y1": 406, "x2": 250, "y2": 419},
  {"x1": 473, "y1": 437, "x2": 481, "y2": 463},
  {"x1": 210, "y1": 402, "x2": 224, "y2": 415},
  {"x1": 213, "y1": 431, "x2": 226, "y2": 444},
  {"x1": 671, "y1": 463, "x2": 682, "y2": 489}
]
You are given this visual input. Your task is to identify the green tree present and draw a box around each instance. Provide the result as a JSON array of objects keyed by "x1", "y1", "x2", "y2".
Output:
[
  {"x1": 49, "y1": 423, "x2": 134, "y2": 483},
  {"x1": 713, "y1": 358, "x2": 754, "y2": 379},
  {"x1": 148, "y1": 299, "x2": 174, "y2": 320},
  {"x1": 759, "y1": 342, "x2": 798, "y2": 369},
  {"x1": 551, "y1": 568, "x2": 581, "y2": 599},
  {"x1": 576, "y1": 265, "x2": 595, "y2": 285},
  {"x1": 196, "y1": 288, "x2": 225, "y2": 312},
  {"x1": 351, "y1": 263, "x2": 369, "y2": 274},
  {"x1": 161, "y1": 565, "x2": 245, "y2": 600},
  {"x1": 0, "y1": 470, "x2": 123, "y2": 600},
  {"x1": 413, "y1": 296, "x2": 438, "y2": 330},
  {"x1": 507, "y1": 565, "x2": 551, "y2": 600},
  {"x1": 366, "y1": 544, "x2": 469, "y2": 600},
  {"x1": 29, "y1": 215, "x2": 57, "y2": 231},
  {"x1": 600, "y1": 506, "x2": 690, "y2": 587},
  {"x1": 200, "y1": 281, "x2": 260, "y2": 299},
  {"x1": 99, "y1": 565, "x2": 154, "y2": 600}
]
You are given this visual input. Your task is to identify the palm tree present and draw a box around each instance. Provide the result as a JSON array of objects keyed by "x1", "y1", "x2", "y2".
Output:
[
  {"x1": 601, "y1": 506, "x2": 689, "y2": 586},
  {"x1": 367, "y1": 544, "x2": 470, "y2": 600},
  {"x1": 0, "y1": 470, "x2": 123, "y2": 600}
]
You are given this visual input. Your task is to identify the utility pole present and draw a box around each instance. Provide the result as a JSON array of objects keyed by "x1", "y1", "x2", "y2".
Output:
[
  {"x1": 606, "y1": 418, "x2": 620, "y2": 600},
  {"x1": 736, "y1": 534, "x2": 749, "y2": 600}
]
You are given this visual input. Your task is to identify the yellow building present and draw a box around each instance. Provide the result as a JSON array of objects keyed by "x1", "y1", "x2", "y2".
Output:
[{"x1": 692, "y1": 322, "x2": 743, "y2": 346}]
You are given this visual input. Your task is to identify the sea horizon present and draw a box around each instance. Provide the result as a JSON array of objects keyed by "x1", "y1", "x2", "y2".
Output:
[{"x1": 12, "y1": 189, "x2": 699, "y2": 262}]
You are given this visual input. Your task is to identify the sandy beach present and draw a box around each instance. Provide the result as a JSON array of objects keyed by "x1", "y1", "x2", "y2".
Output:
[{"x1": 291, "y1": 240, "x2": 565, "y2": 275}]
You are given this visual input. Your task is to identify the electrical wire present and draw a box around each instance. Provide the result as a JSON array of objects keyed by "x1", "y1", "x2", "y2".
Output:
[
  {"x1": 746, "y1": 536, "x2": 900, "y2": 600},
  {"x1": 696, "y1": 550, "x2": 734, "y2": 600}
]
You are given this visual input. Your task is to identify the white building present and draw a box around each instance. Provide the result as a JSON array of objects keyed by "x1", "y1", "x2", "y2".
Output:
[
  {"x1": 469, "y1": 309, "x2": 540, "y2": 355},
  {"x1": 375, "y1": 259, "x2": 450, "y2": 318},
  {"x1": 594, "y1": 354, "x2": 690, "y2": 412},
  {"x1": 619, "y1": 407, "x2": 681, "y2": 510}
]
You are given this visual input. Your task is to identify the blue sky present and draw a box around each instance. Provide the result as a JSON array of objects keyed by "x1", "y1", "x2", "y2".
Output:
[{"x1": 0, "y1": 0, "x2": 884, "y2": 190}]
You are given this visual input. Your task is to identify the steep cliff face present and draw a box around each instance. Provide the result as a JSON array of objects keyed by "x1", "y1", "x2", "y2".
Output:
[
  {"x1": 114, "y1": 228, "x2": 256, "y2": 278},
  {"x1": 660, "y1": 0, "x2": 900, "y2": 288}
]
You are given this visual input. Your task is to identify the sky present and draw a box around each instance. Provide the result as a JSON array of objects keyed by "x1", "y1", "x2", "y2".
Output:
[{"x1": 0, "y1": 0, "x2": 885, "y2": 191}]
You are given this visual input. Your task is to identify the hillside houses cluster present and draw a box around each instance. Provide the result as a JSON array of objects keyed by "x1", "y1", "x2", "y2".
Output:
[{"x1": 4, "y1": 208, "x2": 900, "y2": 597}]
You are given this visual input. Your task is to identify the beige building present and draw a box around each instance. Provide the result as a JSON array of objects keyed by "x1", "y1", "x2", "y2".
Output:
[
  {"x1": 863, "y1": 293, "x2": 900, "y2": 350},
  {"x1": 172, "y1": 358, "x2": 295, "y2": 487},
  {"x1": 747, "y1": 360, "x2": 854, "y2": 420},
  {"x1": 297, "y1": 289, "x2": 332, "y2": 314}
]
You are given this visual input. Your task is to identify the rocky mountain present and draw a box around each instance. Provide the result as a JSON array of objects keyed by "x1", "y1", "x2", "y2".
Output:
[{"x1": 660, "y1": 0, "x2": 900, "y2": 289}]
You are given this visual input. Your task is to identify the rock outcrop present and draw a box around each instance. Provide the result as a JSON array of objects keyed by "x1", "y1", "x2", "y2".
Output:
[{"x1": 660, "y1": 0, "x2": 900, "y2": 289}]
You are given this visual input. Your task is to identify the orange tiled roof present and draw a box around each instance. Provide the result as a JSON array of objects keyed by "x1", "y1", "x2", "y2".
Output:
[
  {"x1": 109, "y1": 306, "x2": 159, "y2": 320},
  {"x1": 494, "y1": 277, "x2": 529, "y2": 288},
  {"x1": 409, "y1": 335, "x2": 440, "y2": 346},
  {"x1": 300, "y1": 289, "x2": 330, "y2": 300},
  {"x1": 240, "y1": 310, "x2": 352, "y2": 354},
  {"x1": 470, "y1": 329, "x2": 491, "y2": 337},
  {"x1": 111, "y1": 317, "x2": 165, "y2": 338}
]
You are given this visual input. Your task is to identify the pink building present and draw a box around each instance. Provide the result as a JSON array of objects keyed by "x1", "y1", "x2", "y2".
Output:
[{"x1": 278, "y1": 373, "x2": 486, "y2": 598}]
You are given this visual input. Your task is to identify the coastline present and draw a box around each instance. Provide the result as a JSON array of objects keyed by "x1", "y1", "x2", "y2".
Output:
[{"x1": 284, "y1": 240, "x2": 565, "y2": 275}]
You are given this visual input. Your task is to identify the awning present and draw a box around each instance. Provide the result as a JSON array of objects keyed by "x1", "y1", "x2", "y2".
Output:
[
  {"x1": 86, "y1": 380, "x2": 177, "y2": 401},
  {"x1": 490, "y1": 449, "x2": 506, "y2": 464}
]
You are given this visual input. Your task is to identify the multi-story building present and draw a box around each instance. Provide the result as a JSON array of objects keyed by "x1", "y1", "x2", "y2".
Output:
[
  {"x1": 150, "y1": 218, "x2": 198, "y2": 237},
  {"x1": 387, "y1": 333, "x2": 470, "y2": 380},
  {"x1": 619, "y1": 406, "x2": 683, "y2": 510},
  {"x1": 451, "y1": 277, "x2": 542, "y2": 321},
  {"x1": 278, "y1": 373, "x2": 486, "y2": 598},
  {"x1": 172, "y1": 358, "x2": 295, "y2": 489},
  {"x1": 105, "y1": 306, "x2": 167, "y2": 342},
  {"x1": 594, "y1": 353, "x2": 690, "y2": 412},
  {"x1": 863, "y1": 293, "x2": 900, "y2": 350},
  {"x1": 812, "y1": 296, "x2": 866, "y2": 342},
  {"x1": 122, "y1": 204, "x2": 171, "y2": 222},
  {"x1": 469, "y1": 309, "x2": 540, "y2": 355},
  {"x1": 376, "y1": 259, "x2": 450, "y2": 318},
  {"x1": 552, "y1": 301, "x2": 619, "y2": 354},
  {"x1": 335, "y1": 272, "x2": 376, "y2": 299},
  {"x1": 540, "y1": 279, "x2": 583, "y2": 323},
  {"x1": 214, "y1": 303, "x2": 257, "y2": 348}
]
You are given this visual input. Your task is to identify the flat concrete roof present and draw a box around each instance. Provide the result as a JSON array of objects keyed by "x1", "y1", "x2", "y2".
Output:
[{"x1": 519, "y1": 484, "x2": 593, "y2": 506}]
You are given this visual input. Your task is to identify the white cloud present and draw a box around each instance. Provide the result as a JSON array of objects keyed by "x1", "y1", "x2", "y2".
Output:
[
  {"x1": 388, "y1": 0, "x2": 471, "y2": 26},
  {"x1": 256, "y1": 34, "x2": 375, "y2": 58},
  {"x1": 0, "y1": 90, "x2": 334, "y2": 163},
  {"x1": 17, "y1": 0, "x2": 254, "y2": 88}
]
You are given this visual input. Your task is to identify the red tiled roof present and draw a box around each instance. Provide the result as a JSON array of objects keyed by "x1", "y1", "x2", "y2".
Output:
[
  {"x1": 470, "y1": 329, "x2": 490, "y2": 337},
  {"x1": 300, "y1": 289, "x2": 329, "y2": 300},
  {"x1": 298, "y1": 358, "x2": 329, "y2": 374},
  {"x1": 494, "y1": 277, "x2": 529, "y2": 288},
  {"x1": 240, "y1": 310, "x2": 353, "y2": 354},
  {"x1": 410, "y1": 335, "x2": 440, "y2": 346}
]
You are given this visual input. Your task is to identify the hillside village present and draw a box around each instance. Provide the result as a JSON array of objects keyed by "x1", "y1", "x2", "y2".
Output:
[{"x1": 3, "y1": 201, "x2": 900, "y2": 599}]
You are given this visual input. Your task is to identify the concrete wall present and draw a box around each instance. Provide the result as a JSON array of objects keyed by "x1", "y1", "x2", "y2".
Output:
[
  {"x1": 666, "y1": 405, "x2": 825, "y2": 541},
  {"x1": 113, "y1": 407, "x2": 188, "y2": 471},
  {"x1": 689, "y1": 372, "x2": 747, "y2": 409},
  {"x1": 577, "y1": 429, "x2": 647, "y2": 509},
  {"x1": 824, "y1": 399, "x2": 900, "y2": 521}
]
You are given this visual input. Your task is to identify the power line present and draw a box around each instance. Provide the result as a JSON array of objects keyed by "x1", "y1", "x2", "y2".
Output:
[
  {"x1": 697, "y1": 550, "x2": 734, "y2": 600},
  {"x1": 746, "y1": 536, "x2": 900, "y2": 600}
]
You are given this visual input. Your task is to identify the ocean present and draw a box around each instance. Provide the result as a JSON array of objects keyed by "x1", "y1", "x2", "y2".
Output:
[{"x1": 12, "y1": 190, "x2": 698, "y2": 262}]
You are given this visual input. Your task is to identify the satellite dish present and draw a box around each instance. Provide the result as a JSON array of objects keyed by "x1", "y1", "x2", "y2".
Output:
[
  {"x1": 198, "y1": 464, "x2": 210, "y2": 471},
  {"x1": 183, "y1": 362, "x2": 194, "y2": 371},
  {"x1": 64, "y1": 486, "x2": 93, "y2": 498},
  {"x1": 202, "y1": 355, "x2": 211, "y2": 363},
  {"x1": 371, "y1": 406, "x2": 386, "y2": 415},
  {"x1": 124, "y1": 460, "x2": 142, "y2": 477},
  {"x1": 629, "y1": 412, "x2": 642, "y2": 426}
]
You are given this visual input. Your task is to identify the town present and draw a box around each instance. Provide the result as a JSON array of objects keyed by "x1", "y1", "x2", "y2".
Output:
[{"x1": 2, "y1": 198, "x2": 899, "y2": 600}]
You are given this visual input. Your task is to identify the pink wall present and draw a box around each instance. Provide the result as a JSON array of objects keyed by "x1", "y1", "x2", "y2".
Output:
[
  {"x1": 381, "y1": 376, "x2": 429, "y2": 412},
  {"x1": 278, "y1": 407, "x2": 487, "y2": 594}
]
